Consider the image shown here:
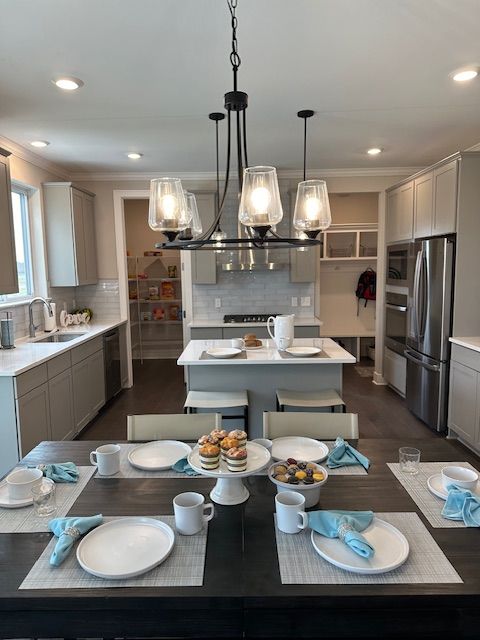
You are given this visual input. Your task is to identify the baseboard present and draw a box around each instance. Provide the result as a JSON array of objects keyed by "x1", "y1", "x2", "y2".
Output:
[{"x1": 373, "y1": 371, "x2": 387, "y2": 385}]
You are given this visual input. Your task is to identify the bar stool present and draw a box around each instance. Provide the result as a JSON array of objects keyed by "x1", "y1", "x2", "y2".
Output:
[
  {"x1": 276, "y1": 388, "x2": 346, "y2": 413},
  {"x1": 184, "y1": 390, "x2": 249, "y2": 433}
]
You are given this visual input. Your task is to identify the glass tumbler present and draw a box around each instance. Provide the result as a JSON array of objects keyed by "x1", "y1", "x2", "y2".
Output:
[
  {"x1": 399, "y1": 447, "x2": 421, "y2": 474},
  {"x1": 31, "y1": 478, "x2": 57, "y2": 517}
]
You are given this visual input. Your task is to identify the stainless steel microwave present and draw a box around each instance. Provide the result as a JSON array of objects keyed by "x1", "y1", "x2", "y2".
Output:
[{"x1": 386, "y1": 242, "x2": 411, "y2": 287}]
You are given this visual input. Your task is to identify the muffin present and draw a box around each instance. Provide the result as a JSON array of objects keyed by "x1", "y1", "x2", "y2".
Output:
[
  {"x1": 226, "y1": 447, "x2": 248, "y2": 472},
  {"x1": 228, "y1": 429, "x2": 247, "y2": 449},
  {"x1": 244, "y1": 333, "x2": 261, "y2": 348},
  {"x1": 199, "y1": 444, "x2": 220, "y2": 470},
  {"x1": 220, "y1": 437, "x2": 239, "y2": 459},
  {"x1": 210, "y1": 429, "x2": 228, "y2": 441},
  {"x1": 198, "y1": 434, "x2": 220, "y2": 447}
]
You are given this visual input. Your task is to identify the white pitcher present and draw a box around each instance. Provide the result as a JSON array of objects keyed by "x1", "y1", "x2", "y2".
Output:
[{"x1": 267, "y1": 314, "x2": 294, "y2": 350}]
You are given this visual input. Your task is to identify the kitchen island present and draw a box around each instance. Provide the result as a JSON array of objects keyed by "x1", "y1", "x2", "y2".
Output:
[{"x1": 178, "y1": 338, "x2": 355, "y2": 438}]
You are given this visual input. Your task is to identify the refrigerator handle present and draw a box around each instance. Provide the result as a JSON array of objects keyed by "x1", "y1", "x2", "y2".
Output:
[
  {"x1": 419, "y1": 250, "x2": 428, "y2": 339},
  {"x1": 404, "y1": 349, "x2": 440, "y2": 372},
  {"x1": 413, "y1": 249, "x2": 422, "y2": 340}
]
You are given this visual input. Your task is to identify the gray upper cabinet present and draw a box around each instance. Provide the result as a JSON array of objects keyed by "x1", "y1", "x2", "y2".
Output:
[
  {"x1": 413, "y1": 171, "x2": 433, "y2": 239},
  {"x1": 432, "y1": 159, "x2": 458, "y2": 236},
  {"x1": 192, "y1": 192, "x2": 217, "y2": 284},
  {"x1": 0, "y1": 150, "x2": 19, "y2": 295},
  {"x1": 386, "y1": 181, "x2": 414, "y2": 244},
  {"x1": 43, "y1": 182, "x2": 98, "y2": 286}
]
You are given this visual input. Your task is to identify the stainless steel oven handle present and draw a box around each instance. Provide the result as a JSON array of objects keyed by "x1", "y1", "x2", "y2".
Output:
[
  {"x1": 404, "y1": 349, "x2": 440, "y2": 372},
  {"x1": 385, "y1": 303, "x2": 407, "y2": 312}
]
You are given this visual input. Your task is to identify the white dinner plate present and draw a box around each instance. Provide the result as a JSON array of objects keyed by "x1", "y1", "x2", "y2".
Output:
[
  {"x1": 311, "y1": 517, "x2": 409, "y2": 574},
  {"x1": 128, "y1": 440, "x2": 192, "y2": 471},
  {"x1": 206, "y1": 347, "x2": 242, "y2": 359},
  {"x1": 427, "y1": 473, "x2": 480, "y2": 501},
  {"x1": 77, "y1": 517, "x2": 175, "y2": 579},
  {"x1": 0, "y1": 478, "x2": 50, "y2": 509},
  {"x1": 285, "y1": 347, "x2": 321, "y2": 357},
  {"x1": 271, "y1": 437, "x2": 329, "y2": 463}
]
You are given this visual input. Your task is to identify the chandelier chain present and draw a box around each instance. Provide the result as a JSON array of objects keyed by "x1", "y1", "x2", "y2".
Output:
[{"x1": 228, "y1": 0, "x2": 241, "y2": 72}]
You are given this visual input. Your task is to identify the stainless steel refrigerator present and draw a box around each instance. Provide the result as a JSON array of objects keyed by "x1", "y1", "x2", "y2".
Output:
[{"x1": 405, "y1": 236, "x2": 455, "y2": 432}]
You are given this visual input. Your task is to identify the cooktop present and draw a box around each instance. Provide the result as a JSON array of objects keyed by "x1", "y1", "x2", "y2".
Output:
[{"x1": 223, "y1": 314, "x2": 278, "y2": 323}]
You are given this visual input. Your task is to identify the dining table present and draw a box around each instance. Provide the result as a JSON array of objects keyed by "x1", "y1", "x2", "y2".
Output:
[{"x1": 1, "y1": 436, "x2": 480, "y2": 639}]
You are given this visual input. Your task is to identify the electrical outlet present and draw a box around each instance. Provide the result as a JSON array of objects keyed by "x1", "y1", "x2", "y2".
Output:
[
  {"x1": 300, "y1": 296, "x2": 311, "y2": 307},
  {"x1": 291, "y1": 297, "x2": 298, "y2": 307},
  {"x1": 215, "y1": 298, "x2": 221, "y2": 308}
]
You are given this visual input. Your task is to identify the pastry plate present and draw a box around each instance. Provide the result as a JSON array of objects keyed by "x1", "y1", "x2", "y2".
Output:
[
  {"x1": 128, "y1": 440, "x2": 192, "y2": 471},
  {"x1": 206, "y1": 347, "x2": 242, "y2": 359},
  {"x1": 188, "y1": 441, "x2": 271, "y2": 478},
  {"x1": 311, "y1": 517, "x2": 409, "y2": 574},
  {"x1": 285, "y1": 346, "x2": 321, "y2": 357},
  {"x1": 77, "y1": 517, "x2": 175, "y2": 579},
  {"x1": 427, "y1": 473, "x2": 480, "y2": 501},
  {"x1": 245, "y1": 344, "x2": 263, "y2": 350},
  {"x1": 0, "y1": 478, "x2": 51, "y2": 509},
  {"x1": 271, "y1": 437, "x2": 329, "y2": 463}
]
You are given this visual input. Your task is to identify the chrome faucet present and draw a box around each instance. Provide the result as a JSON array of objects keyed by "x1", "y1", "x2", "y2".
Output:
[{"x1": 28, "y1": 297, "x2": 53, "y2": 338}]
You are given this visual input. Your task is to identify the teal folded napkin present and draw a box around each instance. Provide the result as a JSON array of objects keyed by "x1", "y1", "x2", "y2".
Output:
[
  {"x1": 37, "y1": 462, "x2": 79, "y2": 483},
  {"x1": 172, "y1": 456, "x2": 199, "y2": 476},
  {"x1": 327, "y1": 437, "x2": 370, "y2": 470},
  {"x1": 49, "y1": 514, "x2": 103, "y2": 566},
  {"x1": 308, "y1": 509, "x2": 375, "y2": 558},
  {"x1": 442, "y1": 487, "x2": 480, "y2": 526}
]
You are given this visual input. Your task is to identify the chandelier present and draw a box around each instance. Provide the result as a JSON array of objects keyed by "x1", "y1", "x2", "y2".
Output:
[{"x1": 149, "y1": 0, "x2": 332, "y2": 250}]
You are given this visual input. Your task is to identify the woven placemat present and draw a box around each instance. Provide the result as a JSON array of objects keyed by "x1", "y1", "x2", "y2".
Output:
[
  {"x1": 19, "y1": 515, "x2": 207, "y2": 589},
  {"x1": 94, "y1": 444, "x2": 200, "y2": 479},
  {"x1": 0, "y1": 466, "x2": 95, "y2": 533},
  {"x1": 274, "y1": 511, "x2": 462, "y2": 584},
  {"x1": 278, "y1": 350, "x2": 330, "y2": 359},
  {"x1": 200, "y1": 350, "x2": 247, "y2": 360},
  {"x1": 388, "y1": 462, "x2": 478, "y2": 528}
]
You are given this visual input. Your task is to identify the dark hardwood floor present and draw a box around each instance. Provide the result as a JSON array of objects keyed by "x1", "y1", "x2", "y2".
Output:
[{"x1": 77, "y1": 359, "x2": 437, "y2": 441}]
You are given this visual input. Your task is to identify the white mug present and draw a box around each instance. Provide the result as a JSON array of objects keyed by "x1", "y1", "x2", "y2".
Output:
[
  {"x1": 90, "y1": 444, "x2": 121, "y2": 476},
  {"x1": 6, "y1": 468, "x2": 43, "y2": 500},
  {"x1": 231, "y1": 338, "x2": 245, "y2": 349},
  {"x1": 173, "y1": 492, "x2": 214, "y2": 535},
  {"x1": 277, "y1": 336, "x2": 292, "y2": 351},
  {"x1": 275, "y1": 490, "x2": 308, "y2": 534},
  {"x1": 251, "y1": 438, "x2": 273, "y2": 453}
]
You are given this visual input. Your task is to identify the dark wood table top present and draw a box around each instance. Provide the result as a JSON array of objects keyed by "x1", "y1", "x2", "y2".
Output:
[{"x1": 2, "y1": 436, "x2": 480, "y2": 639}]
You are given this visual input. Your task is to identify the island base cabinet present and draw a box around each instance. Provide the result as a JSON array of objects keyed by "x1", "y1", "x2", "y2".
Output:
[
  {"x1": 73, "y1": 349, "x2": 105, "y2": 432},
  {"x1": 16, "y1": 383, "x2": 50, "y2": 458},
  {"x1": 48, "y1": 369, "x2": 75, "y2": 441}
]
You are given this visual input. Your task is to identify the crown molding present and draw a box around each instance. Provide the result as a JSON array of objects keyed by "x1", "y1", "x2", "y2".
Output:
[
  {"x1": 69, "y1": 166, "x2": 421, "y2": 182},
  {"x1": 466, "y1": 141, "x2": 480, "y2": 151},
  {"x1": 0, "y1": 135, "x2": 71, "y2": 180}
]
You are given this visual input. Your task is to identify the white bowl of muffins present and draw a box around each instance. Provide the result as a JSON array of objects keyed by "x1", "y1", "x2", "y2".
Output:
[
  {"x1": 268, "y1": 458, "x2": 328, "y2": 508},
  {"x1": 197, "y1": 429, "x2": 248, "y2": 473}
]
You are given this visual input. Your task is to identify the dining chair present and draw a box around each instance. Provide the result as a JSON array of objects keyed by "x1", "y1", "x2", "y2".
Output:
[
  {"x1": 262, "y1": 411, "x2": 359, "y2": 439},
  {"x1": 127, "y1": 413, "x2": 221, "y2": 441}
]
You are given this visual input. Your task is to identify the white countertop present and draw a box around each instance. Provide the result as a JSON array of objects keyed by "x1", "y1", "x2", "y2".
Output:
[
  {"x1": 449, "y1": 337, "x2": 480, "y2": 354},
  {"x1": 189, "y1": 317, "x2": 323, "y2": 328},
  {"x1": 0, "y1": 320, "x2": 127, "y2": 376},
  {"x1": 178, "y1": 338, "x2": 355, "y2": 365}
]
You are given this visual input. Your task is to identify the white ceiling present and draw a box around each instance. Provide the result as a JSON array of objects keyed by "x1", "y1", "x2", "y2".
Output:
[{"x1": 1, "y1": 0, "x2": 480, "y2": 174}]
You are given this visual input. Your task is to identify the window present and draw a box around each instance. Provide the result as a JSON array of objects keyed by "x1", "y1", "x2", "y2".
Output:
[{"x1": 0, "y1": 187, "x2": 34, "y2": 302}]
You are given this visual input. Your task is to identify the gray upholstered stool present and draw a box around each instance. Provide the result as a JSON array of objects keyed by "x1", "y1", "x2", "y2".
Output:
[
  {"x1": 184, "y1": 390, "x2": 249, "y2": 432},
  {"x1": 276, "y1": 388, "x2": 346, "y2": 413}
]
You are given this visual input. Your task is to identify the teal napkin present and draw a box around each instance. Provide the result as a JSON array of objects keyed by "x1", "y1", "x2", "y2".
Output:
[
  {"x1": 172, "y1": 457, "x2": 199, "y2": 476},
  {"x1": 442, "y1": 487, "x2": 480, "y2": 526},
  {"x1": 327, "y1": 437, "x2": 370, "y2": 470},
  {"x1": 49, "y1": 514, "x2": 103, "y2": 566},
  {"x1": 308, "y1": 509, "x2": 375, "y2": 558},
  {"x1": 37, "y1": 462, "x2": 79, "y2": 483}
]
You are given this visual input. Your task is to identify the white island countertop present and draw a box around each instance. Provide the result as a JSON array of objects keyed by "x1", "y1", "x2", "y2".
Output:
[
  {"x1": 189, "y1": 316, "x2": 322, "y2": 328},
  {"x1": 449, "y1": 337, "x2": 480, "y2": 354},
  {"x1": 0, "y1": 320, "x2": 127, "y2": 376},
  {"x1": 178, "y1": 338, "x2": 355, "y2": 365}
]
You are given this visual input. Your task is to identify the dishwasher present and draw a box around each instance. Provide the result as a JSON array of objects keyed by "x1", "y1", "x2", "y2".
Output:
[{"x1": 104, "y1": 328, "x2": 122, "y2": 401}]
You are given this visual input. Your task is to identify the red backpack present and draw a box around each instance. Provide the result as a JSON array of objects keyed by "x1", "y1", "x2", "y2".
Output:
[{"x1": 355, "y1": 268, "x2": 376, "y2": 314}]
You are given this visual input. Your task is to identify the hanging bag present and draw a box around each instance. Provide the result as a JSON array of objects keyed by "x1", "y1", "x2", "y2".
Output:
[{"x1": 355, "y1": 268, "x2": 376, "y2": 315}]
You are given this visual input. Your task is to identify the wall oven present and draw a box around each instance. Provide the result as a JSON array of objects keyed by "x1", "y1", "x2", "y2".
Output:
[
  {"x1": 385, "y1": 291, "x2": 408, "y2": 356},
  {"x1": 387, "y1": 242, "x2": 411, "y2": 287}
]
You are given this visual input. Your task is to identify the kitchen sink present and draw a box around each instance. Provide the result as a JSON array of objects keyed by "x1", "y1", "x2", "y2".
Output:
[{"x1": 32, "y1": 333, "x2": 86, "y2": 343}]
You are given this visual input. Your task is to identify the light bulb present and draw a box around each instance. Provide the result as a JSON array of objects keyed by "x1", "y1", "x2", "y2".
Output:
[
  {"x1": 161, "y1": 194, "x2": 177, "y2": 219},
  {"x1": 305, "y1": 196, "x2": 321, "y2": 220},
  {"x1": 250, "y1": 187, "x2": 271, "y2": 213}
]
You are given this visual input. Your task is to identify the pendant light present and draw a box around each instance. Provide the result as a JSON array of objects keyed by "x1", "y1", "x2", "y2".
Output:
[
  {"x1": 179, "y1": 191, "x2": 203, "y2": 240},
  {"x1": 148, "y1": 178, "x2": 191, "y2": 241}
]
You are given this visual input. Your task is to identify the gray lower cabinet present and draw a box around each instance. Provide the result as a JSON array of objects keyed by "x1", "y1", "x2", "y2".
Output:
[
  {"x1": 448, "y1": 352, "x2": 479, "y2": 447},
  {"x1": 383, "y1": 347, "x2": 406, "y2": 396},
  {"x1": 72, "y1": 348, "x2": 105, "y2": 432},
  {"x1": 49, "y1": 369, "x2": 75, "y2": 441},
  {"x1": 16, "y1": 383, "x2": 51, "y2": 458}
]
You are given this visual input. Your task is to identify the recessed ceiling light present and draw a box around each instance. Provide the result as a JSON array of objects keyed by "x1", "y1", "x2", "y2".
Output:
[
  {"x1": 367, "y1": 147, "x2": 382, "y2": 156},
  {"x1": 30, "y1": 140, "x2": 50, "y2": 148},
  {"x1": 452, "y1": 68, "x2": 478, "y2": 82},
  {"x1": 52, "y1": 76, "x2": 84, "y2": 91},
  {"x1": 127, "y1": 152, "x2": 143, "y2": 159}
]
